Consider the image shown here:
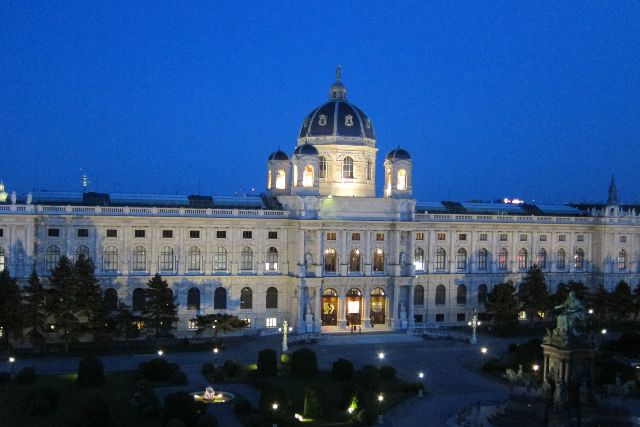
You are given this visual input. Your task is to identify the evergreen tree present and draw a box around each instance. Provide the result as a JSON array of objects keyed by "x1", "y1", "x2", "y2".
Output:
[
  {"x1": 485, "y1": 281, "x2": 520, "y2": 336},
  {"x1": 632, "y1": 282, "x2": 640, "y2": 321},
  {"x1": 74, "y1": 256, "x2": 107, "y2": 339},
  {"x1": 553, "y1": 282, "x2": 569, "y2": 306},
  {"x1": 109, "y1": 302, "x2": 141, "y2": 344},
  {"x1": 588, "y1": 284, "x2": 610, "y2": 323},
  {"x1": 23, "y1": 270, "x2": 48, "y2": 350},
  {"x1": 566, "y1": 281, "x2": 588, "y2": 300},
  {"x1": 610, "y1": 280, "x2": 634, "y2": 321},
  {"x1": 48, "y1": 256, "x2": 81, "y2": 352},
  {"x1": 0, "y1": 269, "x2": 23, "y2": 348},
  {"x1": 518, "y1": 265, "x2": 551, "y2": 323},
  {"x1": 144, "y1": 274, "x2": 178, "y2": 340}
]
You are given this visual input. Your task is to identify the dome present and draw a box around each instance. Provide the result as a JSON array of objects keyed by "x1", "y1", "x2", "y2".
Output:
[
  {"x1": 293, "y1": 143, "x2": 319, "y2": 155},
  {"x1": 268, "y1": 150, "x2": 289, "y2": 161},
  {"x1": 298, "y1": 67, "x2": 375, "y2": 141},
  {"x1": 386, "y1": 148, "x2": 411, "y2": 160}
]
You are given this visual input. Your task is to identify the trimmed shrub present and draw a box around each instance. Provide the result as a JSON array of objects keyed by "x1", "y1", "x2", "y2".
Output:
[
  {"x1": 168, "y1": 362, "x2": 180, "y2": 374},
  {"x1": 332, "y1": 358, "x2": 354, "y2": 381},
  {"x1": 356, "y1": 408, "x2": 375, "y2": 425},
  {"x1": 303, "y1": 386, "x2": 326, "y2": 419},
  {"x1": 15, "y1": 367, "x2": 36, "y2": 384},
  {"x1": 25, "y1": 385, "x2": 59, "y2": 416},
  {"x1": 233, "y1": 397, "x2": 253, "y2": 415},
  {"x1": 169, "y1": 370, "x2": 188, "y2": 385},
  {"x1": 340, "y1": 382, "x2": 360, "y2": 410},
  {"x1": 213, "y1": 371, "x2": 225, "y2": 383},
  {"x1": 77, "y1": 355, "x2": 105, "y2": 386},
  {"x1": 201, "y1": 362, "x2": 215, "y2": 375},
  {"x1": 132, "y1": 381, "x2": 160, "y2": 418},
  {"x1": 223, "y1": 360, "x2": 240, "y2": 378},
  {"x1": 164, "y1": 391, "x2": 205, "y2": 426},
  {"x1": 291, "y1": 348, "x2": 318, "y2": 378},
  {"x1": 27, "y1": 397, "x2": 54, "y2": 416},
  {"x1": 353, "y1": 366, "x2": 381, "y2": 390},
  {"x1": 379, "y1": 365, "x2": 396, "y2": 379},
  {"x1": 617, "y1": 332, "x2": 640, "y2": 358},
  {"x1": 80, "y1": 395, "x2": 110, "y2": 427},
  {"x1": 0, "y1": 372, "x2": 11, "y2": 384},
  {"x1": 258, "y1": 349, "x2": 278, "y2": 377},
  {"x1": 196, "y1": 413, "x2": 219, "y2": 427}
]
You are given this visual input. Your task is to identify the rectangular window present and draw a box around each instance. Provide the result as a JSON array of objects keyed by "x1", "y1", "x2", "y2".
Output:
[
  {"x1": 437, "y1": 233, "x2": 446, "y2": 241},
  {"x1": 106, "y1": 229, "x2": 117, "y2": 238},
  {"x1": 376, "y1": 233, "x2": 384, "y2": 241},
  {"x1": 352, "y1": 233, "x2": 360, "y2": 241},
  {"x1": 242, "y1": 231, "x2": 252, "y2": 239},
  {"x1": 190, "y1": 230, "x2": 200, "y2": 239},
  {"x1": 577, "y1": 235, "x2": 584, "y2": 242},
  {"x1": 77, "y1": 228, "x2": 89, "y2": 238},
  {"x1": 539, "y1": 235, "x2": 547, "y2": 242},
  {"x1": 519, "y1": 234, "x2": 527, "y2": 241},
  {"x1": 48, "y1": 228, "x2": 60, "y2": 237},
  {"x1": 479, "y1": 233, "x2": 487, "y2": 241},
  {"x1": 416, "y1": 232, "x2": 424, "y2": 240},
  {"x1": 216, "y1": 230, "x2": 226, "y2": 239},
  {"x1": 558, "y1": 235, "x2": 566, "y2": 242},
  {"x1": 266, "y1": 317, "x2": 277, "y2": 328},
  {"x1": 620, "y1": 235, "x2": 626, "y2": 243},
  {"x1": 458, "y1": 233, "x2": 467, "y2": 241},
  {"x1": 326, "y1": 232, "x2": 336, "y2": 240},
  {"x1": 268, "y1": 231, "x2": 278, "y2": 239},
  {"x1": 134, "y1": 229, "x2": 146, "y2": 238},
  {"x1": 414, "y1": 314, "x2": 423, "y2": 323},
  {"x1": 188, "y1": 319, "x2": 197, "y2": 330},
  {"x1": 435, "y1": 314, "x2": 445, "y2": 322},
  {"x1": 499, "y1": 233, "x2": 508, "y2": 241},
  {"x1": 162, "y1": 230, "x2": 173, "y2": 238},
  {"x1": 457, "y1": 313, "x2": 466, "y2": 322}
]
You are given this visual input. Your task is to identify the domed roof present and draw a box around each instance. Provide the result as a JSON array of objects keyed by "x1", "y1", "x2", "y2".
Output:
[
  {"x1": 293, "y1": 143, "x2": 319, "y2": 155},
  {"x1": 268, "y1": 150, "x2": 289, "y2": 161},
  {"x1": 298, "y1": 67, "x2": 375, "y2": 141},
  {"x1": 386, "y1": 148, "x2": 411, "y2": 160}
]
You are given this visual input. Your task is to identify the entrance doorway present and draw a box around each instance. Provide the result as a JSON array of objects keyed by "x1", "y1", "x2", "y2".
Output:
[
  {"x1": 321, "y1": 288, "x2": 338, "y2": 326},
  {"x1": 370, "y1": 287, "x2": 386, "y2": 325},
  {"x1": 346, "y1": 288, "x2": 362, "y2": 326}
]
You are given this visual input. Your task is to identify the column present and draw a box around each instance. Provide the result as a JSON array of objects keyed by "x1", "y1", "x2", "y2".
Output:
[
  {"x1": 316, "y1": 229, "x2": 323, "y2": 276},
  {"x1": 363, "y1": 287, "x2": 371, "y2": 329},
  {"x1": 340, "y1": 230, "x2": 348, "y2": 275},
  {"x1": 407, "y1": 231, "x2": 415, "y2": 276},
  {"x1": 564, "y1": 359, "x2": 570, "y2": 384},
  {"x1": 300, "y1": 230, "x2": 306, "y2": 277},
  {"x1": 314, "y1": 285, "x2": 322, "y2": 332},
  {"x1": 408, "y1": 282, "x2": 415, "y2": 328},
  {"x1": 364, "y1": 230, "x2": 372, "y2": 275},
  {"x1": 392, "y1": 282, "x2": 399, "y2": 328},
  {"x1": 298, "y1": 284, "x2": 306, "y2": 333},
  {"x1": 338, "y1": 288, "x2": 347, "y2": 329},
  {"x1": 543, "y1": 354, "x2": 550, "y2": 383}
]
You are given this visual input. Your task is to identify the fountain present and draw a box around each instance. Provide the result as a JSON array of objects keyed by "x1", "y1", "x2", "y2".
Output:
[{"x1": 191, "y1": 386, "x2": 234, "y2": 404}]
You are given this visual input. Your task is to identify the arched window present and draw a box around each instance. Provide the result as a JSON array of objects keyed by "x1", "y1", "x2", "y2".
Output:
[
  {"x1": 132, "y1": 288, "x2": 145, "y2": 312},
  {"x1": 240, "y1": 247, "x2": 253, "y2": 271},
  {"x1": 557, "y1": 249, "x2": 566, "y2": 270},
  {"x1": 266, "y1": 287, "x2": 278, "y2": 309},
  {"x1": 266, "y1": 247, "x2": 278, "y2": 271},
  {"x1": 349, "y1": 248, "x2": 361, "y2": 272},
  {"x1": 397, "y1": 169, "x2": 407, "y2": 190},
  {"x1": 104, "y1": 288, "x2": 118, "y2": 312},
  {"x1": 414, "y1": 247, "x2": 425, "y2": 271},
  {"x1": 373, "y1": 248, "x2": 385, "y2": 272},
  {"x1": 456, "y1": 248, "x2": 467, "y2": 270},
  {"x1": 478, "y1": 248, "x2": 488, "y2": 270},
  {"x1": 214, "y1": 246, "x2": 228, "y2": 271},
  {"x1": 187, "y1": 287, "x2": 200, "y2": 310},
  {"x1": 456, "y1": 284, "x2": 467, "y2": 305},
  {"x1": 214, "y1": 287, "x2": 227, "y2": 309},
  {"x1": 275, "y1": 169, "x2": 286, "y2": 189},
  {"x1": 366, "y1": 160, "x2": 372, "y2": 180},
  {"x1": 45, "y1": 245, "x2": 61, "y2": 271},
  {"x1": 517, "y1": 248, "x2": 528, "y2": 270},
  {"x1": 187, "y1": 246, "x2": 201, "y2": 271},
  {"x1": 618, "y1": 249, "x2": 626, "y2": 270},
  {"x1": 160, "y1": 246, "x2": 174, "y2": 271},
  {"x1": 319, "y1": 157, "x2": 327, "y2": 179},
  {"x1": 574, "y1": 248, "x2": 585, "y2": 270},
  {"x1": 267, "y1": 169, "x2": 272, "y2": 189},
  {"x1": 436, "y1": 248, "x2": 446, "y2": 270},
  {"x1": 478, "y1": 284, "x2": 488, "y2": 305},
  {"x1": 76, "y1": 245, "x2": 90, "y2": 261},
  {"x1": 103, "y1": 246, "x2": 118, "y2": 272},
  {"x1": 435, "y1": 285, "x2": 446, "y2": 305},
  {"x1": 0, "y1": 246, "x2": 5, "y2": 272},
  {"x1": 537, "y1": 248, "x2": 547, "y2": 269},
  {"x1": 240, "y1": 287, "x2": 253, "y2": 309},
  {"x1": 302, "y1": 165, "x2": 314, "y2": 187},
  {"x1": 498, "y1": 248, "x2": 508, "y2": 270},
  {"x1": 384, "y1": 167, "x2": 392, "y2": 197},
  {"x1": 413, "y1": 285, "x2": 424, "y2": 306},
  {"x1": 131, "y1": 246, "x2": 146, "y2": 271},
  {"x1": 324, "y1": 248, "x2": 336, "y2": 273},
  {"x1": 342, "y1": 156, "x2": 354, "y2": 179}
]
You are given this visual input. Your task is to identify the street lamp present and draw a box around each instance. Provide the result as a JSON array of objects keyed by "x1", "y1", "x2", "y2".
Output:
[
  {"x1": 157, "y1": 350, "x2": 164, "y2": 357},
  {"x1": 213, "y1": 347, "x2": 219, "y2": 354},
  {"x1": 378, "y1": 352, "x2": 385, "y2": 360},
  {"x1": 272, "y1": 402, "x2": 279, "y2": 427},
  {"x1": 8, "y1": 357, "x2": 15, "y2": 375},
  {"x1": 418, "y1": 371, "x2": 424, "y2": 379},
  {"x1": 532, "y1": 364, "x2": 539, "y2": 372},
  {"x1": 601, "y1": 329, "x2": 607, "y2": 335},
  {"x1": 377, "y1": 394, "x2": 384, "y2": 424},
  {"x1": 467, "y1": 309, "x2": 481, "y2": 344},
  {"x1": 480, "y1": 347, "x2": 488, "y2": 355}
]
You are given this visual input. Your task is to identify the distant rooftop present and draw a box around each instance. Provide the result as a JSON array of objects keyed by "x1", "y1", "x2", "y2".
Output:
[{"x1": 415, "y1": 200, "x2": 587, "y2": 217}]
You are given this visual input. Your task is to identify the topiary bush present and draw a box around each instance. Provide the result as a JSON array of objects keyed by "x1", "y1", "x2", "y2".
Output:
[
  {"x1": 233, "y1": 397, "x2": 253, "y2": 415},
  {"x1": 303, "y1": 386, "x2": 326, "y2": 419},
  {"x1": 25, "y1": 385, "x2": 59, "y2": 416},
  {"x1": 249, "y1": 413, "x2": 264, "y2": 427},
  {"x1": 353, "y1": 366, "x2": 381, "y2": 390},
  {"x1": 257, "y1": 348, "x2": 278, "y2": 377},
  {"x1": 223, "y1": 360, "x2": 240, "y2": 378},
  {"x1": 0, "y1": 372, "x2": 11, "y2": 384},
  {"x1": 201, "y1": 362, "x2": 215, "y2": 375},
  {"x1": 77, "y1": 355, "x2": 105, "y2": 386},
  {"x1": 166, "y1": 419, "x2": 187, "y2": 427},
  {"x1": 291, "y1": 348, "x2": 318, "y2": 378},
  {"x1": 15, "y1": 367, "x2": 36, "y2": 384},
  {"x1": 196, "y1": 413, "x2": 219, "y2": 427},
  {"x1": 331, "y1": 358, "x2": 354, "y2": 381},
  {"x1": 80, "y1": 395, "x2": 110, "y2": 427},
  {"x1": 164, "y1": 391, "x2": 205, "y2": 426},
  {"x1": 379, "y1": 365, "x2": 396, "y2": 379}
]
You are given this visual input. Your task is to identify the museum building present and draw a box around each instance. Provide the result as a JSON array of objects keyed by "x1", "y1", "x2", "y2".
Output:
[{"x1": 0, "y1": 70, "x2": 639, "y2": 335}]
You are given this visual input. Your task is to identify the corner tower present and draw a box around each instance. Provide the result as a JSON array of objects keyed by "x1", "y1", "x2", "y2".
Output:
[{"x1": 297, "y1": 67, "x2": 377, "y2": 197}]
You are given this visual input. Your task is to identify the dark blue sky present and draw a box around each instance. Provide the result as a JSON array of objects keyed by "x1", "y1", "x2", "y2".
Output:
[{"x1": 2, "y1": 2, "x2": 639, "y2": 204}]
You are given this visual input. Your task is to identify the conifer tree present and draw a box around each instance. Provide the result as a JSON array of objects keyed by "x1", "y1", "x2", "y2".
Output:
[
  {"x1": 518, "y1": 265, "x2": 551, "y2": 323},
  {"x1": 144, "y1": 274, "x2": 178, "y2": 340},
  {"x1": 485, "y1": 281, "x2": 520, "y2": 336},
  {"x1": 0, "y1": 269, "x2": 23, "y2": 348},
  {"x1": 74, "y1": 256, "x2": 107, "y2": 338},
  {"x1": 610, "y1": 280, "x2": 634, "y2": 321},
  {"x1": 632, "y1": 282, "x2": 640, "y2": 321},
  {"x1": 23, "y1": 270, "x2": 48, "y2": 350},
  {"x1": 48, "y1": 256, "x2": 81, "y2": 352}
]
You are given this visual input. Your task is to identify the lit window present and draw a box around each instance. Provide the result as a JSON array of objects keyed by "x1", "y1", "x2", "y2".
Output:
[
  {"x1": 326, "y1": 232, "x2": 336, "y2": 240},
  {"x1": 267, "y1": 170, "x2": 272, "y2": 189},
  {"x1": 536, "y1": 248, "x2": 547, "y2": 269},
  {"x1": 384, "y1": 167, "x2": 392, "y2": 196},
  {"x1": 0, "y1": 246, "x2": 5, "y2": 272},
  {"x1": 437, "y1": 233, "x2": 446, "y2": 241},
  {"x1": 414, "y1": 248, "x2": 425, "y2": 271},
  {"x1": 265, "y1": 247, "x2": 278, "y2": 271},
  {"x1": 293, "y1": 164, "x2": 298, "y2": 187},
  {"x1": 416, "y1": 232, "x2": 424, "y2": 240},
  {"x1": 324, "y1": 248, "x2": 337, "y2": 273},
  {"x1": 518, "y1": 311, "x2": 527, "y2": 320},
  {"x1": 517, "y1": 248, "x2": 528, "y2": 270},
  {"x1": 618, "y1": 249, "x2": 626, "y2": 270},
  {"x1": 574, "y1": 248, "x2": 585, "y2": 270},
  {"x1": 373, "y1": 248, "x2": 385, "y2": 272},
  {"x1": 342, "y1": 156, "x2": 354, "y2": 179},
  {"x1": 498, "y1": 248, "x2": 508, "y2": 270},
  {"x1": 349, "y1": 249, "x2": 361, "y2": 272},
  {"x1": 376, "y1": 233, "x2": 384, "y2": 241},
  {"x1": 351, "y1": 233, "x2": 360, "y2": 241},
  {"x1": 188, "y1": 320, "x2": 198, "y2": 330},
  {"x1": 266, "y1": 317, "x2": 277, "y2": 328},
  {"x1": 397, "y1": 169, "x2": 407, "y2": 190},
  {"x1": 302, "y1": 165, "x2": 314, "y2": 187},
  {"x1": 275, "y1": 170, "x2": 286, "y2": 189}
]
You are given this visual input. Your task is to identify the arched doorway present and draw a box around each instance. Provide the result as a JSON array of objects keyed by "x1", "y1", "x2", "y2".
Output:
[
  {"x1": 322, "y1": 288, "x2": 338, "y2": 326},
  {"x1": 370, "y1": 287, "x2": 386, "y2": 325},
  {"x1": 346, "y1": 288, "x2": 362, "y2": 326}
]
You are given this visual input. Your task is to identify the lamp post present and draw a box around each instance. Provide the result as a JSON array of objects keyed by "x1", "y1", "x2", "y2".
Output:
[
  {"x1": 9, "y1": 357, "x2": 15, "y2": 376},
  {"x1": 278, "y1": 320, "x2": 293, "y2": 352},
  {"x1": 377, "y1": 394, "x2": 384, "y2": 424},
  {"x1": 272, "y1": 402, "x2": 279, "y2": 427},
  {"x1": 418, "y1": 372, "x2": 424, "y2": 398},
  {"x1": 467, "y1": 308, "x2": 481, "y2": 345}
]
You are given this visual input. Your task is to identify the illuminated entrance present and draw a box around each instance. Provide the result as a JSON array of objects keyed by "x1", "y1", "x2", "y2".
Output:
[
  {"x1": 346, "y1": 288, "x2": 362, "y2": 326},
  {"x1": 321, "y1": 288, "x2": 338, "y2": 326},
  {"x1": 370, "y1": 287, "x2": 386, "y2": 325}
]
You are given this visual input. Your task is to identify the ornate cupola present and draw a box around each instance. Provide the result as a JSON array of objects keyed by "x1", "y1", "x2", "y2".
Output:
[
  {"x1": 266, "y1": 150, "x2": 291, "y2": 195},
  {"x1": 383, "y1": 148, "x2": 413, "y2": 199},
  {"x1": 291, "y1": 143, "x2": 320, "y2": 196},
  {"x1": 0, "y1": 181, "x2": 8, "y2": 203}
]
